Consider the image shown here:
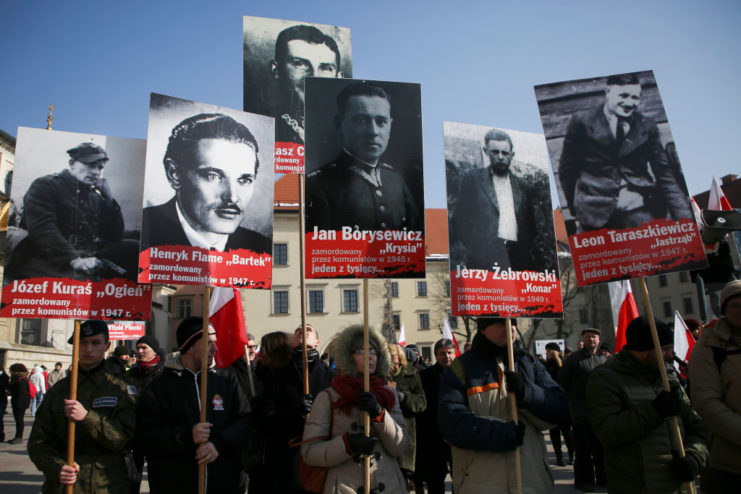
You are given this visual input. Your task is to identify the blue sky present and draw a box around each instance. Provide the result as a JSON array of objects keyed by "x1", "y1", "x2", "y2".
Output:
[{"x1": 3, "y1": 0, "x2": 740, "y2": 208}]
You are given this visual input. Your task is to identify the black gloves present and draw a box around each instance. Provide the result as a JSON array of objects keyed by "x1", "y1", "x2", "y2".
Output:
[
  {"x1": 358, "y1": 392, "x2": 383, "y2": 417},
  {"x1": 504, "y1": 371, "x2": 525, "y2": 401},
  {"x1": 344, "y1": 433, "x2": 377, "y2": 455},
  {"x1": 515, "y1": 421, "x2": 526, "y2": 447},
  {"x1": 652, "y1": 390, "x2": 681, "y2": 417},
  {"x1": 671, "y1": 450, "x2": 698, "y2": 482},
  {"x1": 500, "y1": 421, "x2": 526, "y2": 450},
  {"x1": 301, "y1": 394, "x2": 313, "y2": 415}
]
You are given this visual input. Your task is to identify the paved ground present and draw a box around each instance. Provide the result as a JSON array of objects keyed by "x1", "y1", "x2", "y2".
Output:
[{"x1": 1, "y1": 409, "x2": 606, "y2": 493}]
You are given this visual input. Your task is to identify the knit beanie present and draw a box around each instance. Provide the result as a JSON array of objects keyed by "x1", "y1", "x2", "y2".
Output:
[{"x1": 624, "y1": 317, "x2": 672, "y2": 351}]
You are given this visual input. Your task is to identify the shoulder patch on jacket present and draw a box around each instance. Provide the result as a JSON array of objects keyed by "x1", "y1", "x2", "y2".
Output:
[{"x1": 92, "y1": 396, "x2": 118, "y2": 408}]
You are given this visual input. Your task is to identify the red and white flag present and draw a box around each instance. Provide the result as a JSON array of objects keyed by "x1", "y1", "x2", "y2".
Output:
[
  {"x1": 709, "y1": 176, "x2": 733, "y2": 211},
  {"x1": 609, "y1": 280, "x2": 639, "y2": 353},
  {"x1": 443, "y1": 317, "x2": 462, "y2": 356},
  {"x1": 398, "y1": 323, "x2": 406, "y2": 347},
  {"x1": 673, "y1": 310, "x2": 696, "y2": 364},
  {"x1": 209, "y1": 287, "x2": 248, "y2": 368}
]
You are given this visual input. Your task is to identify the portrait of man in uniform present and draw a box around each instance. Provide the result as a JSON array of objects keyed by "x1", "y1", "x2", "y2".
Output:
[
  {"x1": 305, "y1": 81, "x2": 423, "y2": 232},
  {"x1": 140, "y1": 112, "x2": 272, "y2": 254},
  {"x1": 538, "y1": 71, "x2": 693, "y2": 232},
  {"x1": 4, "y1": 131, "x2": 143, "y2": 284},
  {"x1": 243, "y1": 17, "x2": 352, "y2": 145},
  {"x1": 446, "y1": 124, "x2": 557, "y2": 272}
]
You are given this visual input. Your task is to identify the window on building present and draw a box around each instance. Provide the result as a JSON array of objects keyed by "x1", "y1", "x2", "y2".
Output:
[
  {"x1": 444, "y1": 280, "x2": 451, "y2": 297},
  {"x1": 274, "y1": 243, "x2": 288, "y2": 266},
  {"x1": 392, "y1": 314, "x2": 400, "y2": 330},
  {"x1": 421, "y1": 346, "x2": 432, "y2": 363},
  {"x1": 308, "y1": 290, "x2": 324, "y2": 313},
  {"x1": 419, "y1": 312, "x2": 430, "y2": 329},
  {"x1": 343, "y1": 289, "x2": 358, "y2": 313},
  {"x1": 683, "y1": 297, "x2": 693, "y2": 315},
  {"x1": 448, "y1": 314, "x2": 458, "y2": 329},
  {"x1": 662, "y1": 301, "x2": 672, "y2": 319},
  {"x1": 274, "y1": 291, "x2": 289, "y2": 314},
  {"x1": 579, "y1": 308, "x2": 589, "y2": 324},
  {"x1": 178, "y1": 298, "x2": 192, "y2": 319},
  {"x1": 658, "y1": 275, "x2": 668, "y2": 287},
  {"x1": 391, "y1": 282, "x2": 399, "y2": 298},
  {"x1": 679, "y1": 271, "x2": 689, "y2": 283},
  {"x1": 17, "y1": 319, "x2": 43, "y2": 346},
  {"x1": 417, "y1": 281, "x2": 427, "y2": 297}
]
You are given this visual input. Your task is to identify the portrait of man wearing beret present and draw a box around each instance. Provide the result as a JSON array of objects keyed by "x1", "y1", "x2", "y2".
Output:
[{"x1": 5, "y1": 141, "x2": 138, "y2": 282}]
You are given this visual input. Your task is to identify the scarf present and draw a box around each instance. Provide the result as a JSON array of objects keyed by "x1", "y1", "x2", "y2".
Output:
[
  {"x1": 331, "y1": 371, "x2": 395, "y2": 415},
  {"x1": 139, "y1": 354, "x2": 160, "y2": 371}
]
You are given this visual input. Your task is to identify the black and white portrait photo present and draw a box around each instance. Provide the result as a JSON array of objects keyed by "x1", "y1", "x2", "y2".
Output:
[
  {"x1": 304, "y1": 79, "x2": 424, "y2": 233},
  {"x1": 139, "y1": 93, "x2": 274, "y2": 256},
  {"x1": 243, "y1": 16, "x2": 352, "y2": 146},
  {"x1": 445, "y1": 123, "x2": 558, "y2": 273},
  {"x1": 3, "y1": 127, "x2": 145, "y2": 284},
  {"x1": 534, "y1": 71, "x2": 693, "y2": 233}
]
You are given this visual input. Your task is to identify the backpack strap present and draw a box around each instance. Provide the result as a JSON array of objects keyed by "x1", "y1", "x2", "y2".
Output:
[{"x1": 712, "y1": 346, "x2": 741, "y2": 372}]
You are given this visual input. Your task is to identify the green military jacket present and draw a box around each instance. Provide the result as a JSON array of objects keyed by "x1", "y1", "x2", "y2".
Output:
[
  {"x1": 28, "y1": 360, "x2": 137, "y2": 494},
  {"x1": 389, "y1": 364, "x2": 426, "y2": 472}
]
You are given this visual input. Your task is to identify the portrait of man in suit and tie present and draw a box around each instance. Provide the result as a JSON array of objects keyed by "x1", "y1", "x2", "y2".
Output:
[
  {"x1": 447, "y1": 125, "x2": 558, "y2": 273},
  {"x1": 140, "y1": 94, "x2": 274, "y2": 256},
  {"x1": 539, "y1": 72, "x2": 693, "y2": 232}
]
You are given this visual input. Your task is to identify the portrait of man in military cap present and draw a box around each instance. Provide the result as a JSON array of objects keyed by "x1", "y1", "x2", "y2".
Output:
[
  {"x1": 3, "y1": 128, "x2": 144, "y2": 284},
  {"x1": 304, "y1": 79, "x2": 424, "y2": 233}
]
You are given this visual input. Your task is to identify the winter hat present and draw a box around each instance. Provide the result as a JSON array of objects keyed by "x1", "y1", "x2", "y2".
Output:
[
  {"x1": 176, "y1": 316, "x2": 204, "y2": 354},
  {"x1": 581, "y1": 328, "x2": 601, "y2": 336},
  {"x1": 113, "y1": 345, "x2": 130, "y2": 357},
  {"x1": 333, "y1": 325, "x2": 390, "y2": 378},
  {"x1": 624, "y1": 317, "x2": 672, "y2": 351},
  {"x1": 476, "y1": 317, "x2": 508, "y2": 332},
  {"x1": 720, "y1": 280, "x2": 741, "y2": 315},
  {"x1": 67, "y1": 320, "x2": 108, "y2": 344},
  {"x1": 545, "y1": 342, "x2": 561, "y2": 351},
  {"x1": 136, "y1": 335, "x2": 161, "y2": 353}
]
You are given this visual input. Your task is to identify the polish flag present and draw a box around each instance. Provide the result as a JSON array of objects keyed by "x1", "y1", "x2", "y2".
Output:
[
  {"x1": 443, "y1": 317, "x2": 462, "y2": 356},
  {"x1": 398, "y1": 323, "x2": 406, "y2": 347},
  {"x1": 709, "y1": 176, "x2": 733, "y2": 211},
  {"x1": 209, "y1": 287, "x2": 249, "y2": 368},
  {"x1": 673, "y1": 311, "x2": 696, "y2": 365},
  {"x1": 609, "y1": 280, "x2": 639, "y2": 353}
]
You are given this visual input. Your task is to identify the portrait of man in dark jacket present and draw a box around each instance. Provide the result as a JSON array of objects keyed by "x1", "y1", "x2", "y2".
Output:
[
  {"x1": 558, "y1": 72, "x2": 692, "y2": 231},
  {"x1": 5, "y1": 141, "x2": 138, "y2": 282}
]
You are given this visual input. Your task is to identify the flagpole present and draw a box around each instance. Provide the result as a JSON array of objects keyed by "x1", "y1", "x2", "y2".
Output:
[
  {"x1": 639, "y1": 278, "x2": 696, "y2": 494},
  {"x1": 505, "y1": 318, "x2": 523, "y2": 494},
  {"x1": 363, "y1": 278, "x2": 370, "y2": 494},
  {"x1": 198, "y1": 287, "x2": 211, "y2": 494},
  {"x1": 298, "y1": 174, "x2": 309, "y2": 395},
  {"x1": 65, "y1": 320, "x2": 80, "y2": 494}
]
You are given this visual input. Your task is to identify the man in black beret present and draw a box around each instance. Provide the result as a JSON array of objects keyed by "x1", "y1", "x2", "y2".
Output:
[
  {"x1": 28, "y1": 320, "x2": 137, "y2": 493},
  {"x1": 7, "y1": 142, "x2": 138, "y2": 282},
  {"x1": 587, "y1": 317, "x2": 708, "y2": 493}
]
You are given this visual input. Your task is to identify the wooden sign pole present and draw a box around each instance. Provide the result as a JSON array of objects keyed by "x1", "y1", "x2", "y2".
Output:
[
  {"x1": 65, "y1": 320, "x2": 80, "y2": 494},
  {"x1": 197, "y1": 287, "x2": 211, "y2": 494},
  {"x1": 505, "y1": 318, "x2": 523, "y2": 494}
]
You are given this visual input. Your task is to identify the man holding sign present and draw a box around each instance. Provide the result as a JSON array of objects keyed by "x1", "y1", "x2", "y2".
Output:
[
  {"x1": 438, "y1": 318, "x2": 567, "y2": 493},
  {"x1": 28, "y1": 320, "x2": 137, "y2": 494}
]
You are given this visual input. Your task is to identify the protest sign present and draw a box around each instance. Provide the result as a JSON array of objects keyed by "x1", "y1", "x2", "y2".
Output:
[
  {"x1": 534, "y1": 70, "x2": 707, "y2": 286},
  {"x1": 243, "y1": 16, "x2": 352, "y2": 173},
  {"x1": 304, "y1": 79, "x2": 425, "y2": 279},
  {"x1": 445, "y1": 122, "x2": 562, "y2": 317},
  {"x1": 138, "y1": 93, "x2": 274, "y2": 288},
  {"x1": 1, "y1": 127, "x2": 151, "y2": 320}
]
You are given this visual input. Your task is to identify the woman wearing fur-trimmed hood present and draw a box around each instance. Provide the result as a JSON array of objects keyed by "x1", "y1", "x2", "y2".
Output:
[{"x1": 301, "y1": 325, "x2": 409, "y2": 494}]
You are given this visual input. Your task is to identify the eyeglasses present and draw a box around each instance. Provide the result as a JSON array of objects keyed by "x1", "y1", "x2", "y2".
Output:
[{"x1": 353, "y1": 349, "x2": 378, "y2": 356}]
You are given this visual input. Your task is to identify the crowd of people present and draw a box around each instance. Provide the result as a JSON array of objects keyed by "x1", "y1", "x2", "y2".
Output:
[{"x1": 0, "y1": 278, "x2": 739, "y2": 494}]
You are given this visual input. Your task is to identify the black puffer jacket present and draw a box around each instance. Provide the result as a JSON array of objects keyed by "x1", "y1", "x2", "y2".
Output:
[{"x1": 136, "y1": 353, "x2": 251, "y2": 494}]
